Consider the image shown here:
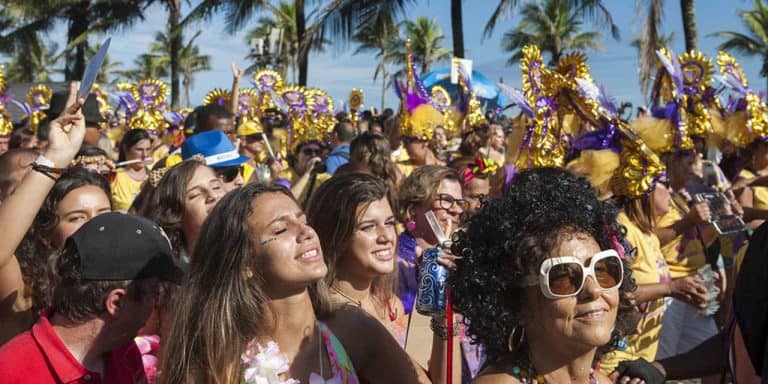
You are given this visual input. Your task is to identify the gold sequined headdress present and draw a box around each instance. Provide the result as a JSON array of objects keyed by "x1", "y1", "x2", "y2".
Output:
[
  {"x1": 396, "y1": 40, "x2": 444, "y2": 141},
  {"x1": 640, "y1": 48, "x2": 721, "y2": 153},
  {"x1": 501, "y1": 45, "x2": 569, "y2": 169},
  {"x1": 128, "y1": 79, "x2": 169, "y2": 133},
  {"x1": 716, "y1": 51, "x2": 768, "y2": 148},
  {"x1": 0, "y1": 67, "x2": 10, "y2": 136},
  {"x1": 456, "y1": 65, "x2": 488, "y2": 131},
  {"x1": 24, "y1": 85, "x2": 52, "y2": 134},
  {"x1": 612, "y1": 125, "x2": 667, "y2": 199}
]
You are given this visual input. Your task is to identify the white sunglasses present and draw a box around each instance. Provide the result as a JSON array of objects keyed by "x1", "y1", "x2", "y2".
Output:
[{"x1": 520, "y1": 249, "x2": 624, "y2": 299}]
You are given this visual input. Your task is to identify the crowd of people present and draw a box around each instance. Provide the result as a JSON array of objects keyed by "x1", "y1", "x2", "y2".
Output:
[{"x1": 0, "y1": 42, "x2": 766, "y2": 384}]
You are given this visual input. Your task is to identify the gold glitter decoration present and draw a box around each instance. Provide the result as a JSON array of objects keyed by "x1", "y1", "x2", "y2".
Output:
[
  {"x1": 203, "y1": 88, "x2": 231, "y2": 106},
  {"x1": 612, "y1": 124, "x2": 667, "y2": 199},
  {"x1": 555, "y1": 52, "x2": 592, "y2": 82},
  {"x1": 25, "y1": 85, "x2": 52, "y2": 134}
]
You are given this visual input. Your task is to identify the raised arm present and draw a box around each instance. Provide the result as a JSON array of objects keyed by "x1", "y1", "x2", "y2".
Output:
[
  {"x1": 229, "y1": 62, "x2": 243, "y2": 116},
  {"x1": 0, "y1": 83, "x2": 85, "y2": 289}
]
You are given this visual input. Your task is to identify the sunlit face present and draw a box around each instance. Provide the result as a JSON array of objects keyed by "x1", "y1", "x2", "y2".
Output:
[
  {"x1": 523, "y1": 232, "x2": 619, "y2": 352},
  {"x1": 491, "y1": 128, "x2": 505, "y2": 150},
  {"x1": 182, "y1": 166, "x2": 225, "y2": 250},
  {"x1": 413, "y1": 178, "x2": 464, "y2": 245},
  {"x1": 403, "y1": 136, "x2": 429, "y2": 164},
  {"x1": 251, "y1": 192, "x2": 326, "y2": 294},
  {"x1": 463, "y1": 177, "x2": 490, "y2": 217},
  {"x1": 50, "y1": 185, "x2": 112, "y2": 249},
  {"x1": 210, "y1": 116, "x2": 235, "y2": 143},
  {"x1": 126, "y1": 139, "x2": 152, "y2": 170},
  {"x1": 341, "y1": 198, "x2": 397, "y2": 279},
  {"x1": 295, "y1": 143, "x2": 323, "y2": 175},
  {"x1": 433, "y1": 127, "x2": 447, "y2": 146},
  {"x1": 0, "y1": 135, "x2": 9, "y2": 155},
  {"x1": 651, "y1": 182, "x2": 671, "y2": 217},
  {"x1": 241, "y1": 135, "x2": 265, "y2": 157}
]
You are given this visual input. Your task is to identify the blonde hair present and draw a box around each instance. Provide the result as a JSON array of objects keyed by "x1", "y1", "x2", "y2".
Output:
[{"x1": 397, "y1": 165, "x2": 461, "y2": 222}]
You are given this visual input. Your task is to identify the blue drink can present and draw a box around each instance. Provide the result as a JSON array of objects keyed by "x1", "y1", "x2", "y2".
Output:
[{"x1": 415, "y1": 246, "x2": 449, "y2": 316}]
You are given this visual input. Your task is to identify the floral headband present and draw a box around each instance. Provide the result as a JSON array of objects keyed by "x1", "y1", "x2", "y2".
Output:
[{"x1": 461, "y1": 156, "x2": 498, "y2": 185}]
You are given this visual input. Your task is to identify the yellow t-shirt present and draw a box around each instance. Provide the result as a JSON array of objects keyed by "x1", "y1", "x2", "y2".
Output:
[
  {"x1": 657, "y1": 194, "x2": 706, "y2": 278},
  {"x1": 111, "y1": 169, "x2": 145, "y2": 212},
  {"x1": 151, "y1": 145, "x2": 170, "y2": 168},
  {"x1": 739, "y1": 169, "x2": 768, "y2": 210},
  {"x1": 289, "y1": 169, "x2": 330, "y2": 204},
  {"x1": 601, "y1": 212, "x2": 670, "y2": 373}
]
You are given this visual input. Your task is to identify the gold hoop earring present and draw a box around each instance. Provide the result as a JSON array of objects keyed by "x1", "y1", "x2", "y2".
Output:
[{"x1": 507, "y1": 325, "x2": 525, "y2": 352}]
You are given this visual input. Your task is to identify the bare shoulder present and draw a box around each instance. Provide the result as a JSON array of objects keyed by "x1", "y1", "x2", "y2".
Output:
[{"x1": 472, "y1": 373, "x2": 521, "y2": 384}]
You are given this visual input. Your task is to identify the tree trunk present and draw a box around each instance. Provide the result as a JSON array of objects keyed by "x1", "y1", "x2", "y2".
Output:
[
  {"x1": 296, "y1": 0, "x2": 308, "y2": 86},
  {"x1": 680, "y1": 0, "x2": 698, "y2": 52},
  {"x1": 451, "y1": 0, "x2": 464, "y2": 58},
  {"x1": 168, "y1": 0, "x2": 182, "y2": 108},
  {"x1": 65, "y1": 1, "x2": 90, "y2": 81},
  {"x1": 381, "y1": 67, "x2": 388, "y2": 111},
  {"x1": 184, "y1": 76, "x2": 191, "y2": 107}
]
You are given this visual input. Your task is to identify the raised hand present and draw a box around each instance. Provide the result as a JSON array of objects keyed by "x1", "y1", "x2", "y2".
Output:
[
  {"x1": 231, "y1": 62, "x2": 244, "y2": 80},
  {"x1": 45, "y1": 82, "x2": 86, "y2": 167}
]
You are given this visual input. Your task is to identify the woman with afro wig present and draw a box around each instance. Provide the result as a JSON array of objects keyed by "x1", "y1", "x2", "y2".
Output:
[{"x1": 449, "y1": 167, "x2": 639, "y2": 383}]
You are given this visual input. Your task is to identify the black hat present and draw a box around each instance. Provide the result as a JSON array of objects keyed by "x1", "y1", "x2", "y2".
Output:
[
  {"x1": 66, "y1": 212, "x2": 184, "y2": 283},
  {"x1": 48, "y1": 91, "x2": 105, "y2": 126}
]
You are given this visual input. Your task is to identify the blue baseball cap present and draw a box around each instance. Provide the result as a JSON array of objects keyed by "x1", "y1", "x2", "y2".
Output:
[{"x1": 181, "y1": 130, "x2": 249, "y2": 168}]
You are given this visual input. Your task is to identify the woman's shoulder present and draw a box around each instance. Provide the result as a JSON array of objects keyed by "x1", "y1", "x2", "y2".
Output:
[{"x1": 472, "y1": 372, "x2": 521, "y2": 384}]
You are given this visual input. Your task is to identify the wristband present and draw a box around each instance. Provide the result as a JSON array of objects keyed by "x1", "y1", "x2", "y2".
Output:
[{"x1": 31, "y1": 156, "x2": 68, "y2": 181}]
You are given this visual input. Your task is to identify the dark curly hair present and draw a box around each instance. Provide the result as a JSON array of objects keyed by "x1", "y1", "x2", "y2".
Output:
[{"x1": 448, "y1": 167, "x2": 637, "y2": 365}]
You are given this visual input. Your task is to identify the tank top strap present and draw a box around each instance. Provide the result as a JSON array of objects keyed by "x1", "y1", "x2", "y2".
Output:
[{"x1": 317, "y1": 321, "x2": 360, "y2": 384}]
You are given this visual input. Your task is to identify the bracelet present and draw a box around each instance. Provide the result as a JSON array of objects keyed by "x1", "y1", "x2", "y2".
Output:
[
  {"x1": 31, "y1": 162, "x2": 67, "y2": 181},
  {"x1": 430, "y1": 316, "x2": 460, "y2": 340}
]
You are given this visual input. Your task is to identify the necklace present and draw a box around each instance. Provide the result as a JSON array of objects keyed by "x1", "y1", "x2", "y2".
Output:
[
  {"x1": 330, "y1": 286, "x2": 363, "y2": 307},
  {"x1": 510, "y1": 361, "x2": 596, "y2": 384}
]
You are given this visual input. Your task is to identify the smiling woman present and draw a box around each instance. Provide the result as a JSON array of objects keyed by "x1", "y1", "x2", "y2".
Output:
[
  {"x1": 161, "y1": 183, "x2": 425, "y2": 384},
  {"x1": 449, "y1": 167, "x2": 637, "y2": 384}
]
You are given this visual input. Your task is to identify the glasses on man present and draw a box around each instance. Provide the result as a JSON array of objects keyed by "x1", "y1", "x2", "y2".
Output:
[
  {"x1": 520, "y1": 250, "x2": 624, "y2": 299},
  {"x1": 436, "y1": 193, "x2": 469, "y2": 211},
  {"x1": 244, "y1": 134, "x2": 264, "y2": 144},
  {"x1": 215, "y1": 166, "x2": 241, "y2": 183},
  {"x1": 301, "y1": 147, "x2": 323, "y2": 157}
]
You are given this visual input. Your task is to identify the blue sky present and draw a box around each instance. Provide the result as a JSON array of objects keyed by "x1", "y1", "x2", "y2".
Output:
[{"x1": 26, "y1": 1, "x2": 768, "y2": 112}]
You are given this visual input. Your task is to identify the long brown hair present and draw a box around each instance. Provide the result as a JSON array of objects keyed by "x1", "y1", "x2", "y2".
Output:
[
  {"x1": 137, "y1": 159, "x2": 207, "y2": 259},
  {"x1": 306, "y1": 172, "x2": 398, "y2": 316},
  {"x1": 160, "y1": 184, "x2": 294, "y2": 384},
  {"x1": 617, "y1": 194, "x2": 657, "y2": 234}
]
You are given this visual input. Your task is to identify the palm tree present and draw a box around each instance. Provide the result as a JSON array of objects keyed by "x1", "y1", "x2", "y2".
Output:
[
  {"x1": 244, "y1": 1, "x2": 298, "y2": 80},
  {"x1": 631, "y1": 31, "x2": 675, "y2": 95},
  {"x1": 712, "y1": 0, "x2": 768, "y2": 92},
  {"x1": 178, "y1": 31, "x2": 211, "y2": 106},
  {"x1": 483, "y1": 0, "x2": 619, "y2": 41},
  {"x1": 680, "y1": 0, "x2": 698, "y2": 51},
  {"x1": 501, "y1": 0, "x2": 602, "y2": 66},
  {"x1": 56, "y1": 0, "x2": 149, "y2": 81},
  {"x1": 85, "y1": 45, "x2": 124, "y2": 84},
  {"x1": 635, "y1": 0, "x2": 701, "y2": 98},
  {"x1": 0, "y1": 2, "x2": 59, "y2": 82},
  {"x1": 388, "y1": 17, "x2": 452, "y2": 74},
  {"x1": 353, "y1": 12, "x2": 400, "y2": 109},
  {"x1": 5, "y1": 41, "x2": 61, "y2": 83}
]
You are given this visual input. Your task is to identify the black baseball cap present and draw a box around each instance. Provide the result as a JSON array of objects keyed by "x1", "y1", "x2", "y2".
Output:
[
  {"x1": 66, "y1": 212, "x2": 184, "y2": 283},
  {"x1": 48, "y1": 91, "x2": 105, "y2": 126}
]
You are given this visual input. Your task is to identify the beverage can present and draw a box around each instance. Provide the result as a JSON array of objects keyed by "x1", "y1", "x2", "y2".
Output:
[{"x1": 415, "y1": 246, "x2": 449, "y2": 316}]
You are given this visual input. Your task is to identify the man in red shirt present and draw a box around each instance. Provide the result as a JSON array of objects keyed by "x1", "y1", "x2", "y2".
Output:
[{"x1": 0, "y1": 212, "x2": 183, "y2": 383}]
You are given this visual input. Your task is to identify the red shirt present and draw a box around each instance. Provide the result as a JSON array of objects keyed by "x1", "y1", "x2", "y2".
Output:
[{"x1": 0, "y1": 311, "x2": 147, "y2": 384}]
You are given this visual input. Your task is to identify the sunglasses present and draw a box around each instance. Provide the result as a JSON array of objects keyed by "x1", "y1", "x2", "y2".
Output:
[
  {"x1": 215, "y1": 166, "x2": 241, "y2": 183},
  {"x1": 520, "y1": 249, "x2": 623, "y2": 299},
  {"x1": 301, "y1": 147, "x2": 322, "y2": 157},
  {"x1": 436, "y1": 193, "x2": 469, "y2": 211},
  {"x1": 245, "y1": 134, "x2": 265, "y2": 143}
]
